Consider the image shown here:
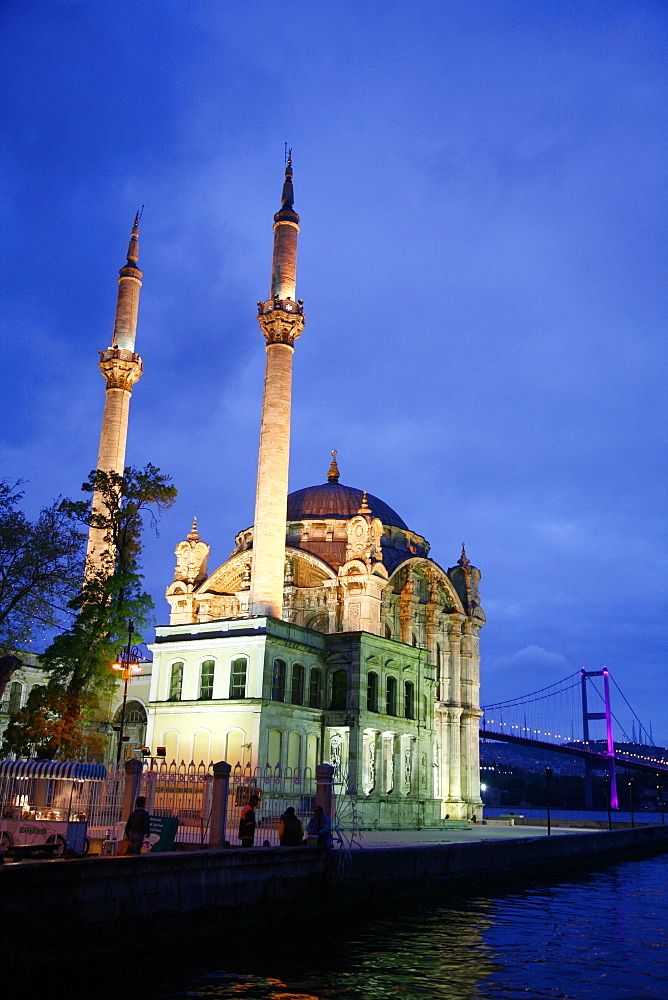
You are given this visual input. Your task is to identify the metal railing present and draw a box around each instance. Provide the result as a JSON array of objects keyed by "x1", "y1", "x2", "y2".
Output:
[
  {"x1": 87, "y1": 759, "x2": 319, "y2": 847},
  {"x1": 226, "y1": 763, "x2": 316, "y2": 847}
]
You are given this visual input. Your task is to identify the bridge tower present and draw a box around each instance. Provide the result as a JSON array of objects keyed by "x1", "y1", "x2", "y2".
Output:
[{"x1": 581, "y1": 667, "x2": 618, "y2": 809}]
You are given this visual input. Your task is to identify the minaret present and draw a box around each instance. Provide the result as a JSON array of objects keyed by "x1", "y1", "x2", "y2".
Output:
[
  {"x1": 85, "y1": 214, "x2": 144, "y2": 573},
  {"x1": 249, "y1": 154, "x2": 305, "y2": 617}
]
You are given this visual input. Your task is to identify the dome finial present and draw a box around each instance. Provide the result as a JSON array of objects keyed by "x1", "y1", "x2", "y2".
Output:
[
  {"x1": 126, "y1": 206, "x2": 142, "y2": 267},
  {"x1": 280, "y1": 145, "x2": 294, "y2": 210},
  {"x1": 358, "y1": 490, "x2": 372, "y2": 515},
  {"x1": 327, "y1": 449, "x2": 340, "y2": 483},
  {"x1": 187, "y1": 517, "x2": 200, "y2": 542},
  {"x1": 458, "y1": 543, "x2": 470, "y2": 567}
]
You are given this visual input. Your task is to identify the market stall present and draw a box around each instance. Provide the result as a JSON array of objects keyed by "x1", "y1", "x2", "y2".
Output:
[{"x1": 0, "y1": 759, "x2": 106, "y2": 858}]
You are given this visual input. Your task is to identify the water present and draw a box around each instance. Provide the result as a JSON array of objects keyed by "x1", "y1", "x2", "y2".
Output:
[{"x1": 149, "y1": 854, "x2": 668, "y2": 999}]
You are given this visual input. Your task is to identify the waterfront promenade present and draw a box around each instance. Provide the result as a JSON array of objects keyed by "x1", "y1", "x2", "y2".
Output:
[{"x1": 2, "y1": 820, "x2": 667, "y2": 928}]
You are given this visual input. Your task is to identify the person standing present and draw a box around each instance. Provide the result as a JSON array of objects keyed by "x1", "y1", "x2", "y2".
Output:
[
  {"x1": 239, "y1": 794, "x2": 259, "y2": 847},
  {"x1": 124, "y1": 795, "x2": 151, "y2": 855}
]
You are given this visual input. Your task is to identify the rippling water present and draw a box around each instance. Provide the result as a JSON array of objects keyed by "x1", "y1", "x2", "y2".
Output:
[{"x1": 152, "y1": 855, "x2": 668, "y2": 999}]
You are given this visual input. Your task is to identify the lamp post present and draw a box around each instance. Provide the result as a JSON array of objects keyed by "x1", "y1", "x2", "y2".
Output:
[
  {"x1": 628, "y1": 778, "x2": 635, "y2": 828},
  {"x1": 657, "y1": 781, "x2": 665, "y2": 825},
  {"x1": 604, "y1": 775, "x2": 612, "y2": 830},
  {"x1": 545, "y1": 768, "x2": 553, "y2": 836},
  {"x1": 111, "y1": 620, "x2": 145, "y2": 767}
]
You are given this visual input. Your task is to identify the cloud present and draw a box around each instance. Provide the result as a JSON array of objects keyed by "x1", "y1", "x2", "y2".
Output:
[{"x1": 487, "y1": 645, "x2": 572, "y2": 694}]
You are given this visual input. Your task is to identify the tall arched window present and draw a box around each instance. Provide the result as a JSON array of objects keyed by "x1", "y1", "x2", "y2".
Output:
[
  {"x1": 192, "y1": 730, "x2": 211, "y2": 764},
  {"x1": 272, "y1": 659, "x2": 286, "y2": 702},
  {"x1": 436, "y1": 644, "x2": 442, "y2": 700},
  {"x1": 168, "y1": 661, "x2": 184, "y2": 701},
  {"x1": 404, "y1": 681, "x2": 415, "y2": 719},
  {"x1": 268, "y1": 729, "x2": 282, "y2": 768},
  {"x1": 225, "y1": 729, "x2": 245, "y2": 767},
  {"x1": 291, "y1": 663, "x2": 305, "y2": 705},
  {"x1": 8, "y1": 681, "x2": 22, "y2": 714},
  {"x1": 199, "y1": 660, "x2": 215, "y2": 700},
  {"x1": 230, "y1": 657, "x2": 248, "y2": 699},
  {"x1": 309, "y1": 668, "x2": 321, "y2": 708},
  {"x1": 287, "y1": 731, "x2": 301, "y2": 770},
  {"x1": 331, "y1": 669, "x2": 347, "y2": 710},
  {"x1": 367, "y1": 672, "x2": 378, "y2": 712},
  {"x1": 386, "y1": 676, "x2": 397, "y2": 716}
]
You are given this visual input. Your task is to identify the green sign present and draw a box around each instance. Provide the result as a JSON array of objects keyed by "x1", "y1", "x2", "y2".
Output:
[{"x1": 148, "y1": 815, "x2": 179, "y2": 852}]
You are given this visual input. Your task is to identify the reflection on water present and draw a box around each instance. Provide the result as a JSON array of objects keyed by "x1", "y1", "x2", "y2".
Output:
[{"x1": 154, "y1": 855, "x2": 668, "y2": 1000}]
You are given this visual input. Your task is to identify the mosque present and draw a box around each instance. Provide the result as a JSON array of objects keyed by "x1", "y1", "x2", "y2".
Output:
[{"x1": 90, "y1": 159, "x2": 485, "y2": 826}]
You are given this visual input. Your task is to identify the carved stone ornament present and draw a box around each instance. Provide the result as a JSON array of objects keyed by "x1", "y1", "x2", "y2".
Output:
[
  {"x1": 173, "y1": 522, "x2": 210, "y2": 585},
  {"x1": 99, "y1": 348, "x2": 143, "y2": 391},
  {"x1": 257, "y1": 299, "x2": 305, "y2": 346}
]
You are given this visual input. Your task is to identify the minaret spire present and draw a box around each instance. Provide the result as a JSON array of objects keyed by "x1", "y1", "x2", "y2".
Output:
[
  {"x1": 249, "y1": 157, "x2": 305, "y2": 617},
  {"x1": 85, "y1": 215, "x2": 144, "y2": 575}
]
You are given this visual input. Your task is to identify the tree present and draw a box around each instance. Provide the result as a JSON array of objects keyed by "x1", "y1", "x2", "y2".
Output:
[
  {"x1": 0, "y1": 481, "x2": 84, "y2": 699},
  {"x1": 1, "y1": 464, "x2": 176, "y2": 760},
  {"x1": 1, "y1": 684, "x2": 106, "y2": 761}
]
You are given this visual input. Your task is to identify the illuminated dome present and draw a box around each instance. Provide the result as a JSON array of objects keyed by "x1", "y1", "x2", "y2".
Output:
[{"x1": 287, "y1": 481, "x2": 408, "y2": 529}]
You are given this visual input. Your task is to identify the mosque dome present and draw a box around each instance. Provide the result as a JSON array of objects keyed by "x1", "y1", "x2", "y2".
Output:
[{"x1": 287, "y1": 481, "x2": 408, "y2": 529}]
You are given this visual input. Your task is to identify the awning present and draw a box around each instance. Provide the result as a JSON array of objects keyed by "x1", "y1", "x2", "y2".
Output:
[{"x1": 0, "y1": 759, "x2": 107, "y2": 781}]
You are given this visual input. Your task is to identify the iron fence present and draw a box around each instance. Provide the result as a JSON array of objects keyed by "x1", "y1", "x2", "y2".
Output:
[
  {"x1": 88, "y1": 759, "x2": 319, "y2": 847},
  {"x1": 226, "y1": 763, "x2": 316, "y2": 846}
]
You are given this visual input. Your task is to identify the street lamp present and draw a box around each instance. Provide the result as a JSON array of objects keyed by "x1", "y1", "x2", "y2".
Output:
[
  {"x1": 111, "y1": 620, "x2": 145, "y2": 767},
  {"x1": 545, "y1": 768, "x2": 553, "y2": 836},
  {"x1": 604, "y1": 775, "x2": 612, "y2": 830},
  {"x1": 628, "y1": 778, "x2": 635, "y2": 828},
  {"x1": 657, "y1": 781, "x2": 665, "y2": 825}
]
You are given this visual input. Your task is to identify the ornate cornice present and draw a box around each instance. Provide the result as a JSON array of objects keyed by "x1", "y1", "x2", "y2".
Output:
[
  {"x1": 99, "y1": 348, "x2": 143, "y2": 391},
  {"x1": 257, "y1": 298, "x2": 305, "y2": 346}
]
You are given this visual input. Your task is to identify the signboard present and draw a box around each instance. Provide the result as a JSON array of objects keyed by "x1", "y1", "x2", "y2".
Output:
[{"x1": 148, "y1": 815, "x2": 179, "y2": 852}]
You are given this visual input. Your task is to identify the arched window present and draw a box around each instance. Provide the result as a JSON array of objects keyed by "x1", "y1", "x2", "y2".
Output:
[
  {"x1": 192, "y1": 730, "x2": 211, "y2": 764},
  {"x1": 436, "y1": 644, "x2": 442, "y2": 700},
  {"x1": 229, "y1": 656, "x2": 248, "y2": 699},
  {"x1": 404, "y1": 681, "x2": 414, "y2": 719},
  {"x1": 268, "y1": 729, "x2": 282, "y2": 768},
  {"x1": 199, "y1": 660, "x2": 215, "y2": 700},
  {"x1": 309, "y1": 668, "x2": 321, "y2": 709},
  {"x1": 161, "y1": 730, "x2": 179, "y2": 762},
  {"x1": 168, "y1": 661, "x2": 183, "y2": 701},
  {"x1": 291, "y1": 663, "x2": 305, "y2": 705},
  {"x1": 367, "y1": 672, "x2": 378, "y2": 712},
  {"x1": 307, "y1": 733, "x2": 319, "y2": 771},
  {"x1": 287, "y1": 731, "x2": 301, "y2": 770},
  {"x1": 386, "y1": 676, "x2": 397, "y2": 716},
  {"x1": 331, "y1": 669, "x2": 347, "y2": 710},
  {"x1": 271, "y1": 659, "x2": 286, "y2": 702},
  {"x1": 8, "y1": 681, "x2": 22, "y2": 714},
  {"x1": 225, "y1": 729, "x2": 245, "y2": 767}
]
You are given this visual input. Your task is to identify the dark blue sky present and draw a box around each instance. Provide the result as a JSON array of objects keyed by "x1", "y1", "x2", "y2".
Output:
[{"x1": 1, "y1": 1, "x2": 666, "y2": 743}]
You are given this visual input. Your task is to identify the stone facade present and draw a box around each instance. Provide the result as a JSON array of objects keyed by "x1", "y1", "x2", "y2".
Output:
[
  {"x1": 146, "y1": 163, "x2": 485, "y2": 825},
  {"x1": 85, "y1": 215, "x2": 143, "y2": 574}
]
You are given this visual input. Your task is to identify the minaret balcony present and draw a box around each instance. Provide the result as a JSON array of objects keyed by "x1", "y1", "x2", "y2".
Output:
[
  {"x1": 257, "y1": 297, "x2": 305, "y2": 347},
  {"x1": 257, "y1": 297, "x2": 304, "y2": 317}
]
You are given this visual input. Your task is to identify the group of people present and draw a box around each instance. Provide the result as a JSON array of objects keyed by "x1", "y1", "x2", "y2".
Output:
[
  {"x1": 124, "y1": 794, "x2": 331, "y2": 854},
  {"x1": 238, "y1": 795, "x2": 332, "y2": 849}
]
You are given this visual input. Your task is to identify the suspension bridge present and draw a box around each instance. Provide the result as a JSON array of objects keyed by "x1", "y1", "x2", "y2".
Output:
[{"x1": 480, "y1": 667, "x2": 668, "y2": 808}]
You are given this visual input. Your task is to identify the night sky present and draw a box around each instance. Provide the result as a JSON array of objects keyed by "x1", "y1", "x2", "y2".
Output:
[{"x1": 1, "y1": 2, "x2": 666, "y2": 744}]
